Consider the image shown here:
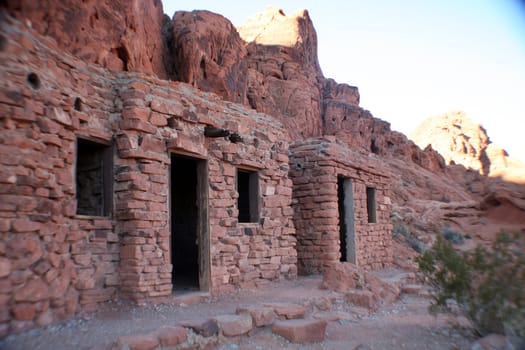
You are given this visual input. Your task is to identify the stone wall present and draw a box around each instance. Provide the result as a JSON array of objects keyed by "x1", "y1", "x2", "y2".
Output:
[
  {"x1": 289, "y1": 138, "x2": 393, "y2": 274},
  {"x1": 0, "y1": 14, "x2": 296, "y2": 336}
]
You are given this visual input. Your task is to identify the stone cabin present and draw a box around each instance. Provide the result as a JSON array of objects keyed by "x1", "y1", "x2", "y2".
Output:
[
  {"x1": 289, "y1": 138, "x2": 393, "y2": 274},
  {"x1": 0, "y1": 15, "x2": 391, "y2": 335}
]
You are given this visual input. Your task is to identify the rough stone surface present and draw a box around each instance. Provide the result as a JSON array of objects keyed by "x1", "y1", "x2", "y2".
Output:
[
  {"x1": 179, "y1": 319, "x2": 219, "y2": 338},
  {"x1": 290, "y1": 139, "x2": 393, "y2": 273},
  {"x1": 214, "y1": 314, "x2": 253, "y2": 337},
  {"x1": 0, "y1": 14, "x2": 296, "y2": 335},
  {"x1": 4, "y1": 0, "x2": 170, "y2": 79},
  {"x1": 236, "y1": 305, "x2": 276, "y2": 327},
  {"x1": 263, "y1": 303, "x2": 306, "y2": 320},
  {"x1": 272, "y1": 319, "x2": 327, "y2": 343},
  {"x1": 154, "y1": 326, "x2": 187, "y2": 347},
  {"x1": 345, "y1": 289, "x2": 376, "y2": 310},
  {"x1": 321, "y1": 262, "x2": 361, "y2": 292},
  {"x1": 170, "y1": 10, "x2": 248, "y2": 105},
  {"x1": 115, "y1": 334, "x2": 159, "y2": 350},
  {"x1": 2, "y1": 1, "x2": 524, "y2": 339},
  {"x1": 322, "y1": 262, "x2": 400, "y2": 310}
]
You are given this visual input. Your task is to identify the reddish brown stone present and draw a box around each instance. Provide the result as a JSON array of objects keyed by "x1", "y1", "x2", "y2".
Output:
[
  {"x1": 0, "y1": 258, "x2": 11, "y2": 278},
  {"x1": 179, "y1": 319, "x2": 219, "y2": 338},
  {"x1": 7, "y1": 236, "x2": 43, "y2": 270},
  {"x1": 13, "y1": 279, "x2": 49, "y2": 302},
  {"x1": 236, "y1": 305, "x2": 276, "y2": 327},
  {"x1": 321, "y1": 262, "x2": 361, "y2": 292},
  {"x1": 214, "y1": 314, "x2": 253, "y2": 336},
  {"x1": 115, "y1": 334, "x2": 159, "y2": 350},
  {"x1": 272, "y1": 319, "x2": 327, "y2": 343},
  {"x1": 11, "y1": 219, "x2": 41, "y2": 233},
  {"x1": 155, "y1": 326, "x2": 187, "y2": 347},
  {"x1": 4, "y1": 0, "x2": 169, "y2": 79},
  {"x1": 35, "y1": 309, "x2": 54, "y2": 327},
  {"x1": 11, "y1": 304, "x2": 36, "y2": 321},
  {"x1": 345, "y1": 290, "x2": 377, "y2": 310},
  {"x1": 264, "y1": 303, "x2": 306, "y2": 319},
  {"x1": 170, "y1": 11, "x2": 248, "y2": 105}
]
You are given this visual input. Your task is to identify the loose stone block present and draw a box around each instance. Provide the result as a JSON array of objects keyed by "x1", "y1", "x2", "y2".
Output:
[
  {"x1": 214, "y1": 314, "x2": 253, "y2": 336},
  {"x1": 345, "y1": 289, "x2": 376, "y2": 310},
  {"x1": 115, "y1": 334, "x2": 159, "y2": 350},
  {"x1": 236, "y1": 305, "x2": 276, "y2": 327},
  {"x1": 272, "y1": 319, "x2": 327, "y2": 343},
  {"x1": 179, "y1": 319, "x2": 219, "y2": 337},
  {"x1": 264, "y1": 303, "x2": 306, "y2": 319},
  {"x1": 155, "y1": 326, "x2": 187, "y2": 347}
]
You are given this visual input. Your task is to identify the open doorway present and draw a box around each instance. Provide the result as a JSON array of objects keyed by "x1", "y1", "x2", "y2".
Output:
[
  {"x1": 170, "y1": 154, "x2": 209, "y2": 292},
  {"x1": 337, "y1": 176, "x2": 356, "y2": 264}
]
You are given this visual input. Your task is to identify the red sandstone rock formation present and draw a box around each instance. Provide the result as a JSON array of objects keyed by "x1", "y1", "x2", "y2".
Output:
[
  {"x1": 238, "y1": 7, "x2": 325, "y2": 138},
  {"x1": 405, "y1": 111, "x2": 525, "y2": 245},
  {"x1": 3, "y1": 0, "x2": 170, "y2": 79},
  {"x1": 410, "y1": 110, "x2": 525, "y2": 181},
  {"x1": 169, "y1": 6, "x2": 450, "y2": 172},
  {"x1": 169, "y1": 10, "x2": 248, "y2": 104},
  {"x1": 410, "y1": 110, "x2": 494, "y2": 175}
]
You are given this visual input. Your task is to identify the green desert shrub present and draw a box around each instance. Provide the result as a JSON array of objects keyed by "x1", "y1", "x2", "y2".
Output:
[
  {"x1": 417, "y1": 232, "x2": 525, "y2": 338},
  {"x1": 442, "y1": 225, "x2": 465, "y2": 245}
]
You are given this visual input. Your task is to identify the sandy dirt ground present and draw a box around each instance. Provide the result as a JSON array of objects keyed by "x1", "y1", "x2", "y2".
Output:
[{"x1": 0, "y1": 276, "x2": 475, "y2": 350}]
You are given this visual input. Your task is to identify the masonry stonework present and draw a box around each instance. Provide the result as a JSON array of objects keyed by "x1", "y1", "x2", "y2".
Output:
[
  {"x1": 0, "y1": 12, "x2": 392, "y2": 337},
  {"x1": 0, "y1": 15, "x2": 296, "y2": 335},
  {"x1": 289, "y1": 138, "x2": 393, "y2": 274}
]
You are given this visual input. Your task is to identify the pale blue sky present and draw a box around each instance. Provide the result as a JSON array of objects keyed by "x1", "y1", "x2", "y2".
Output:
[{"x1": 163, "y1": 1, "x2": 525, "y2": 162}]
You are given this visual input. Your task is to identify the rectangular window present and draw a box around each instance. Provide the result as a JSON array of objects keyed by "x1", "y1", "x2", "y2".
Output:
[
  {"x1": 366, "y1": 187, "x2": 376, "y2": 224},
  {"x1": 76, "y1": 138, "x2": 112, "y2": 216},
  {"x1": 237, "y1": 169, "x2": 259, "y2": 223}
]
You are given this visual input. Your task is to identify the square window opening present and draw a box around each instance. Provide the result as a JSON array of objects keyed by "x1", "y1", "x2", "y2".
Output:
[
  {"x1": 76, "y1": 138, "x2": 112, "y2": 216},
  {"x1": 366, "y1": 187, "x2": 376, "y2": 223},
  {"x1": 237, "y1": 169, "x2": 259, "y2": 223}
]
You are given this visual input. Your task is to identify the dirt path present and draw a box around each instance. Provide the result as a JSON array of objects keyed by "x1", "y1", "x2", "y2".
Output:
[{"x1": 0, "y1": 276, "x2": 474, "y2": 350}]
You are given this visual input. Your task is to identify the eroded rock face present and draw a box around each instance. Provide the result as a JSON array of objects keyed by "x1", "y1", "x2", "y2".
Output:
[
  {"x1": 238, "y1": 7, "x2": 325, "y2": 138},
  {"x1": 3, "y1": 0, "x2": 169, "y2": 78},
  {"x1": 169, "y1": 10, "x2": 248, "y2": 104},
  {"x1": 410, "y1": 111, "x2": 493, "y2": 174},
  {"x1": 168, "y1": 5, "x2": 446, "y2": 168},
  {"x1": 410, "y1": 110, "x2": 525, "y2": 180}
]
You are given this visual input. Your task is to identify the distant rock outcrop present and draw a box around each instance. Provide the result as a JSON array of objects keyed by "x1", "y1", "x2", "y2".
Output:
[
  {"x1": 409, "y1": 110, "x2": 525, "y2": 185},
  {"x1": 410, "y1": 111, "x2": 493, "y2": 175}
]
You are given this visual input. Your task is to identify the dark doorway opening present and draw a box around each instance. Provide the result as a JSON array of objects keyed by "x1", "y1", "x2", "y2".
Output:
[
  {"x1": 170, "y1": 155, "x2": 209, "y2": 292},
  {"x1": 337, "y1": 176, "x2": 356, "y2": 263}
]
